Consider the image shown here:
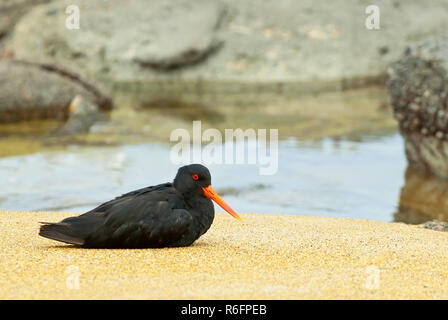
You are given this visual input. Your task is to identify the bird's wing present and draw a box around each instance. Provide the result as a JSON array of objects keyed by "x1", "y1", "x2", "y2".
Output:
[
  {"x1": 40, "y1": 183, "x2": 193, "y2": 247},
  {"x1": 86, "y1": 191, "x2": 192, "y2": 247},
  {"x1": 80, "y1": 182, "x2": 174, "y2": 218}
]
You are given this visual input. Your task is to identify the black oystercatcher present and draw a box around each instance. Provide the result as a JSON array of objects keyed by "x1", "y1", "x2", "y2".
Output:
[{"x1": 39, "y1": 164, "x2": 241, "y2": 248}]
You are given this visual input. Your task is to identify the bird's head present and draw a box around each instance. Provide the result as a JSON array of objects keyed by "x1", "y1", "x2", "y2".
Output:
[{"x1": 173, "y1": 164, "x2": 242, "y2": 221}]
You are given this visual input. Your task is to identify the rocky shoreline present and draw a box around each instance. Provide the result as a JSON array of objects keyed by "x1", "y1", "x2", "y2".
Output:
[{"x1": 3, "y1": 0, "x2": 448, "y2": 96}]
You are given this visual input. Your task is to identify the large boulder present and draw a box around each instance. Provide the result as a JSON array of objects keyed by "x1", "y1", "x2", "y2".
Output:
[
  {"x1": 5, "y1": 0, "x2": 225, "y2": 85},
  {"x1": 6, "y1": 0, "x2": 448, "y2": 97},
  {"x1": 387, "y1": 37, "x2": 448, "y2": 178},
  {"x1": 0, "y1": 60, "x2": 113, "y2": 123}
]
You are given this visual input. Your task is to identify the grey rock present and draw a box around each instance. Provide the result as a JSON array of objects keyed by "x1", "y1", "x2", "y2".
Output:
[
  {"x1": 6, "y1": 0, "x2": 448, "y2": 96},
  {"x1": 0, "y1": 0, "x2": 49, "y2": 55},
  {"x1": 421, "y1": 220, "x2": 448, "y2": 232},
  {"x1": 6, "y1": 0, "x2": 225, "y2": 76},
  {"x1": 387, "y1": 37, "x2": 448, "y2": 178},
  {"x1": 0, "y1": 60, "x2": 113, "y2": 123},
  {"x1": 57, "y1": 95, "x2": 107, "y2": 135},
  {"x1": 128, "y1": 1, "x2": 225, "y2": 70},
  {"x1": 0, "y1": 1, "x2": 48, "y2": 35}
]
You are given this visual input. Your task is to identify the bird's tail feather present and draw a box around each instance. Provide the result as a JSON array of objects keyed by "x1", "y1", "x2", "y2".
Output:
[{"x1": 39, "y1": 222, "x2": 85, "y2": 246}]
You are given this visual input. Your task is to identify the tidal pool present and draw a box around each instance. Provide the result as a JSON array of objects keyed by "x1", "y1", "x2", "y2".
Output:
[
  {"x1": 0, "y1": 133, "x2": 421, "y2": 223},
  {"x1": 1, "y1": 87, "x2": 447, "y2": 224}
]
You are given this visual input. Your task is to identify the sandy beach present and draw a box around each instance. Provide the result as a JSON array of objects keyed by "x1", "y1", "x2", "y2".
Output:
[{"x1": 1, "y1": 211, "x2": 447, "y2": 299}]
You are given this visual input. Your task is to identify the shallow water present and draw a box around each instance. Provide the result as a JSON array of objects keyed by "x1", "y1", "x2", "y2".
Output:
[
  {"x1": 1, "y1": 87, "x2": 447, "y2": 223},
  {"x1": 0, "y1": 133, "x2": 419, "y2": 222}
]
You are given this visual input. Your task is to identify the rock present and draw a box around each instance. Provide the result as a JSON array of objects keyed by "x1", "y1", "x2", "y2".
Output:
[
  {"x1": 0, "y1": 60, "x2": 113, "y2": 123},
  {"x1": 6, "y1": 0, "x2": 448, "y2": 97},
  {"x1": 387, "y1": 37, "x2": 448, "y2": 178},
  {"x1": 0, "y1": 1, "x2": 47, "y2": 37},
  {"x1": 420, "y1": 220, "x2": 448, "y2": 232},
  {"x1": 0, "y1": 0, "x2": 48, "y2": 55},
  {"x1": 5, "y1": 0, "x2": 225, "y2": 80},
  {"x1": 128, "y1": 1, "x2": 225, "y2": 70},
  {"x1": 56, "y1": 95, "x2": 107, "y2": 135}
]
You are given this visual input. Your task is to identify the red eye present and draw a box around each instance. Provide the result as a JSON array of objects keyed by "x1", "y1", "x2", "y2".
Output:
[{"x1": 192, "y1": 174, "x2": 199, "y2": 181}]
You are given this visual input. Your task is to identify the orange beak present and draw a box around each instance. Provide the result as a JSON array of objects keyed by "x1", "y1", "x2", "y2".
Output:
[{"x1": 202, "y1": 185, "x2": 242, "y2": 221}]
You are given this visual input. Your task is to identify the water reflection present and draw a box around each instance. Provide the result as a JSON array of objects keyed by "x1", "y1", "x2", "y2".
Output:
[
  {"x1": 394, "y1": 166, "x2": 448, "y2": 224},
  {"x1": 138, "y1": 99, "x2": 225, "y2": 124}
]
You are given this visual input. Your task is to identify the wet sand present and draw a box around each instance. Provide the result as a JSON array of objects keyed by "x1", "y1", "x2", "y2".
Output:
[{"x1": 1, "y1": 211, "x2": 447, "y2": 299}]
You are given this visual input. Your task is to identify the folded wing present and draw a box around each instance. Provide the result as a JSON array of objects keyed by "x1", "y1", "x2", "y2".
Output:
[{"x1": 39, "y1": 183, "x2": 193, "y2": 248}]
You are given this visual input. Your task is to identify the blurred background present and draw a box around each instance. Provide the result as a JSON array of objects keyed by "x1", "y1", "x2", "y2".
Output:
[{"x1": 1, "y1": 0, "x2": 448, "y2": 224}]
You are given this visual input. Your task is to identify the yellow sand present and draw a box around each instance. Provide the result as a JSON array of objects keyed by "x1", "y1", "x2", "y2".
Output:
[{"x1": 1, "y1": 211, "x2": 447, "y2": 299}]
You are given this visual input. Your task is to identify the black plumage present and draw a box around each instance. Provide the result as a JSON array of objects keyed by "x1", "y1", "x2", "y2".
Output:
[{"x1": 39, "y1": 164, "x2": 240, "y2": 248}]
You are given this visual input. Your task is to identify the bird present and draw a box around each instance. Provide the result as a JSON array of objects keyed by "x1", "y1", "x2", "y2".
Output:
[{"x1": 39, "y1": 164, "x2": 241, "y2": 248}]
